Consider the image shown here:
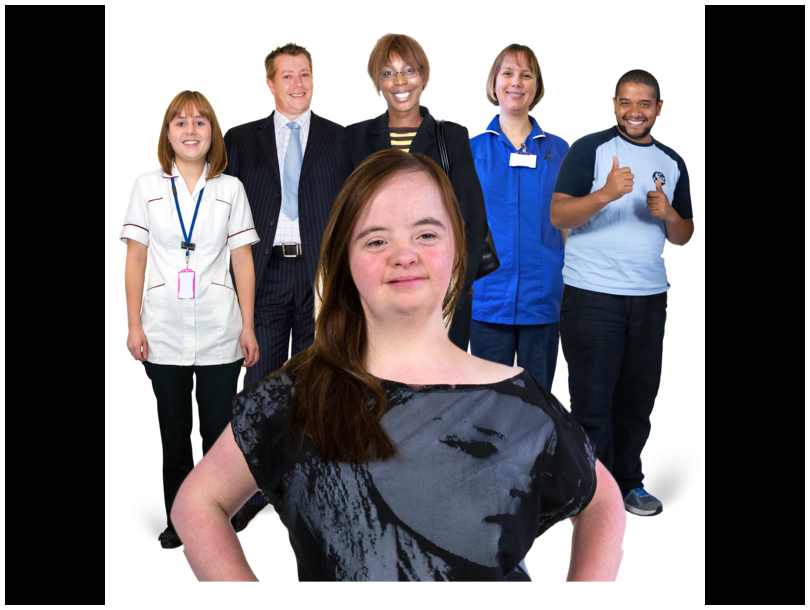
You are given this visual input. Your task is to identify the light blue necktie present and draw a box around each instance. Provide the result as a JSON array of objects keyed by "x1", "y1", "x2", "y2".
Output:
[{"x1": 282, "y1": 122, "x2": 302, "y2": 220}]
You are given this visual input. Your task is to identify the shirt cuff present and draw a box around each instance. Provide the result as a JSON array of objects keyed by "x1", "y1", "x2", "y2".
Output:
[
  {"x1": 120, "y1": 224, "x2": 149, "y2": 246},
  {"x1": 228, "y1": 228, "x2": 260, "y2": 251}
]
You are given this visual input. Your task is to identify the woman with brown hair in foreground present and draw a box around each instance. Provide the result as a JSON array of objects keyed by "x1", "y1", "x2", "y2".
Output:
[{"x1": 172, "y1": 149, "x2": 625, "y2": 581}]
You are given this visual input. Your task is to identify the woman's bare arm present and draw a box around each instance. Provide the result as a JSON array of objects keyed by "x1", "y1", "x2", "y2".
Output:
[
  {"x1": 171, "y1": 426, "x2": 261, "y2": 581},
  {"x1": 567, "y1": 458, "x2": 626, "y2": 581},
  {"x1": 125, "y1": 240, "x2": 148, "y2": 361}
]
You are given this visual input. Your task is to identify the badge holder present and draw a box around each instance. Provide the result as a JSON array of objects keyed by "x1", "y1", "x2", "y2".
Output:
[
  {"x1": 178, "y1": 254, "x2": 195, "y2": 299},
  {"x1": 510, "y1": 143, "x2": 537, "y2": 168}
]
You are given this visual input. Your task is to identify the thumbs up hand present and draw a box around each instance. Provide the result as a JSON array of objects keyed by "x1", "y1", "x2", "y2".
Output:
[
  {"x1": 647, "y1": 178, "x2": 675, "y2": 220},
  {"x1": 601, "y1": 156, "x2": 634, "y2": 203}
]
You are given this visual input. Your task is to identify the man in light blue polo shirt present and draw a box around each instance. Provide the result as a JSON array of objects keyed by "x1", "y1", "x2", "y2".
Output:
[{"x1": 551, "y1": 70, "x2": 694, "y2": 517}]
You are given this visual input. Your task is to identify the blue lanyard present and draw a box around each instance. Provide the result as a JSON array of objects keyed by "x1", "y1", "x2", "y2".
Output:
[{"x1": 171, "y1": 177, "x2": 203, "y2": 259}]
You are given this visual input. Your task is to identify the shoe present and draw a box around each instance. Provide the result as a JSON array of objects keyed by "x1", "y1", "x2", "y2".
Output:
[
  {"x1": 231, "y1": 505, "x2": 264, "y2": 533},
  {"x1": 623, "y1": 488, "x2": 663, "y2": 516},
  {"x1": 158, "y1": 526, "x2": 182, "y2": 549}
]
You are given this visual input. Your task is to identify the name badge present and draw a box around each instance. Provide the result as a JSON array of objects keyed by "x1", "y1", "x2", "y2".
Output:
[
  {"x1": 510, "y1": 152, "x2": 537, "y2": 168},
  {"x1": 178, "y1": 269, "x2": 195, "y2": 299}
]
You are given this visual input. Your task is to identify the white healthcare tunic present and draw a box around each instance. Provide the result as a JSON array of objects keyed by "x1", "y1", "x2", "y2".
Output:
[{"x1": 120, "y1": 162, "x2": 260, "y2": 365}]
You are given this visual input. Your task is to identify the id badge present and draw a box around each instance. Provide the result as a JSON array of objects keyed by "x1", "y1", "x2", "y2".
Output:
[
  {"x1": 510, "y1": 152, "x2": 537, "y2": 168},
  {"x1": 178, "y1": 269, "x2": 195, "y2": 299}
]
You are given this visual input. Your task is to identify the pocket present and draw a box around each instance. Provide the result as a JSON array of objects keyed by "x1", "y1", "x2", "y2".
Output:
[
  {"x1": 209, "y1": 282, "x2": 242, "y2": 333},
  {"x1": 141, "y1": 283, "x2": 167, "y2": 343}
]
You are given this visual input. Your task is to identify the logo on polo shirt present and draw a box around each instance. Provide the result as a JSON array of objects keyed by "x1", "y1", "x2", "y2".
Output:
[{"x1": 652, "y1": 171, "x2": 666, "y2": 185}]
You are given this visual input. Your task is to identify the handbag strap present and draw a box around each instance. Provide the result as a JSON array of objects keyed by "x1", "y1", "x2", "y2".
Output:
[{"x1": 436, "y1": 119, "x2": 450, "y2": 177}]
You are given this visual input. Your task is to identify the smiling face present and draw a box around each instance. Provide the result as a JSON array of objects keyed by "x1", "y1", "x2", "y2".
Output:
[
  {"x1": 613, "y1": 82, "x2": 663, "y2": 143},
  {"x1": 349, "y1": 171, "x2": 454, "y2": 324},
  {"x1": 267, "y1": 53, "x2": 313, "y2": 120},
  {"x1": 166, "y1": 105, "x2": 212, "y2": 167},
  {"x1": 494, "y1": 53, "x2": 537, "y2": 116},
  {"x1": 379, "y1": 55, "x2": 423, "y2": 121}
]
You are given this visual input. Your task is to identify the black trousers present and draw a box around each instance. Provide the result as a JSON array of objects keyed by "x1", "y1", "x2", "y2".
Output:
[
  {"x1": 560, "y1": 285, "x2": 667, "y2": 494},
  {"x1": 143, "y1": 358, "x2": 244, "y2": 527}
]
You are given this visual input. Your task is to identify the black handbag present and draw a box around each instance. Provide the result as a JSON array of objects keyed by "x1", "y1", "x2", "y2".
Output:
[{"x1": 436, "y1": 119, "x2": 500, "y2": 281}]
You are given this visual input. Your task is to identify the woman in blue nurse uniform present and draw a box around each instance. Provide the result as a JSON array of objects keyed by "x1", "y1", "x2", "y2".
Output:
[
  {"x1": 120, "y1": 91, "x2": 260, "y2": 549},
  {"x1": 469, "y1": 45, "x2": 569, "y2": 391}
]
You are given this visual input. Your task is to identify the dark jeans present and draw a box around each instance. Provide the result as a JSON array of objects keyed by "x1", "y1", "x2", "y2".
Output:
[
  {"x1": 470, "y1": 320, "x2": 560, "y2": 391},
  {"x1": 560, "y1": 285, "x2": 667, "y2": 494},
  {"x1": 143, "y1": 358, "x2": 244, "y2": 527}
]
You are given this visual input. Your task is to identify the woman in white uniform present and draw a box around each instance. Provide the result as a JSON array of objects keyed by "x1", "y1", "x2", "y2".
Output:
[{"x1": 121, "y1": 91, "x2": 260, "y2": 549}]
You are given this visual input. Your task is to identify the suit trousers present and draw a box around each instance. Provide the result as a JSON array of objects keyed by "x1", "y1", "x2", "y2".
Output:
[
  {"x1": 143, "y1": 358, "x2": 244, "y2": 527},
  {"x1": 560, "y1": 285, "x2": 667, "y2": 494},
  {"x1": 243, "y1": 253, "x2": 315, "y2": 507}
]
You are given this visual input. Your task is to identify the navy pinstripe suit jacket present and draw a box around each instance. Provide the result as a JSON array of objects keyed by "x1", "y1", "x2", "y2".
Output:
[{"x1": 224, "y1": 111, "x2": 344, "y2": 293}]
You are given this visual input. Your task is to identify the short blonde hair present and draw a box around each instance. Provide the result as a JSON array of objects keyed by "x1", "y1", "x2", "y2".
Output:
[
  {"x1": 486, "y1": 44, "x2": 545, "y2": 111},
  {"x1": 264, "y1": 43, "x2": 313, "y2": 80},
  {"x1": 158, "y1": 91, "x2": 226, "y2": 179},
  {"x1": 367, "y1": 33, "x2": 430, "y2": 94}
]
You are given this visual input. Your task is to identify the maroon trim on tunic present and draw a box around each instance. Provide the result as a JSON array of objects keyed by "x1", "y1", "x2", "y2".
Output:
[
  {"x1": 228, "y1": 228, "x2": 255, "y2": 239},
  {"x1": 147, "y1": 283, "x2": 165, "y2": 291},
  {"x1": 124, "y1": 223, "x2": 149, "y2": 232},
  {"x1": 147, "y1": 197, "x2": 163, "y2": 203},
  {"x1": 216, "y1": 199, "x2": 231, "y2": 206},
  {"x1": 211, "y1": 282, "x2": 234, "y2": 291}
]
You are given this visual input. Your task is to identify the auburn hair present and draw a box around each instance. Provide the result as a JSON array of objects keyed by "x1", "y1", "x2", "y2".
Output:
[
  {"x1": 367, "y1": 33, "x2": 430, "y2": 94},
  {"x1": 157, "y1": 91, "x2": 226, "y2": 179},
  {"x1": 486, "y1": 44, "x2": 545, "y2": 111},
  {"x1": 285, "y1": 149, "x2": 466, "y2": 463}
]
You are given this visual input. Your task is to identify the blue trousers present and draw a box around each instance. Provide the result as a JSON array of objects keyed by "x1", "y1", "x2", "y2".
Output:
[
  {"x1": 560, "y1": 285, "x2": 667, "y2": 493},
  {"x1": 470, "y1": 320, "x2": 560, "y2": 391}
]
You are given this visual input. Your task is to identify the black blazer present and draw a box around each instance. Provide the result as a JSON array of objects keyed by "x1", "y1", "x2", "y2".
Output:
[
  {"x1": 336, "y1": 106, "x2": 489, "y2": 309},
  {"x1": 224, "y1": 111, "x2": 343, "y2": 291}
]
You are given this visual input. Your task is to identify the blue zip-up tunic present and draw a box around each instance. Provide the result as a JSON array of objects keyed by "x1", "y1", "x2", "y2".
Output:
[{"x1": 470, "y1": 116, "x2": 569, "y2": 325}]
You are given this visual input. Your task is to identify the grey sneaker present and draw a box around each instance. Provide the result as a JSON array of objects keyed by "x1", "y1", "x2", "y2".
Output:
[{"x1": 623, "y1": 488, "x2": 663, "y2": 516}]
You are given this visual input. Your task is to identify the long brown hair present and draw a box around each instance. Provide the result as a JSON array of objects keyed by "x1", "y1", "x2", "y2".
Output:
[
  {"x1": 157, "y1": 90, "x2": 227, "y2": 179},
  {"x1": 286, "y1": 149, "x2": 466, "y2": 463}
]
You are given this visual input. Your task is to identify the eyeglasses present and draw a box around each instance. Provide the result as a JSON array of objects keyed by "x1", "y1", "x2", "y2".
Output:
[{"x1": 380, "y1": 68, "x2": 420, "y2": 81}]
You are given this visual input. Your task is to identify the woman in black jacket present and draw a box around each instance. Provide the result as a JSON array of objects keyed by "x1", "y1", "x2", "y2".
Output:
[{"x1": 336, "y1": 33, "x2": 494, "y2": 351}]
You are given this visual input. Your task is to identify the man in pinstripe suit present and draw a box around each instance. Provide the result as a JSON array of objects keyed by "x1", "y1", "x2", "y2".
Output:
[{"x1": 225, "y1": 43, "x2": 343, "y2": 528}]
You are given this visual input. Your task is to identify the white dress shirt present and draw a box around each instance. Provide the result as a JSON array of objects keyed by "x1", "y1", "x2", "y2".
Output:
[
  {"x1": 120, "y1": 162, "x2": 260, "y2": 365},
  {"x1": 272, "y1": 109, "x2": 311, "y2": 246}
]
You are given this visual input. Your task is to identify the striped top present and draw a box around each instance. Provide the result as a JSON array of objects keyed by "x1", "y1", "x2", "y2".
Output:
[{"x1": 390, "y1": 127, "x2": 418, "y2": 152}]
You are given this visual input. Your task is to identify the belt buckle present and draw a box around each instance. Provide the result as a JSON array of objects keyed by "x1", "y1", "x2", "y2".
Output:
[{"x1": 282, "y1": 242, "x2": 299, "y2": 257}]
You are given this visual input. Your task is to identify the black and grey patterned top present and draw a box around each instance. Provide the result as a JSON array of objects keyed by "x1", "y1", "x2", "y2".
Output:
[{"x1": 231, "y1": 369, "x2": 596, "y2": 581}]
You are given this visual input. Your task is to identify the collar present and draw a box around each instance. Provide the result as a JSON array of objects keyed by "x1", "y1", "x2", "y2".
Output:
[
  {"x1": 274, "y1": 108, "x2": 312, "y2": 133},
  {"x1": 485, "y1": 114, "x2": 546, "y2": 139},
  {"x1": 162, "y1": 161, "x2": 214, "y2": 179},
  {"x1": 371, "y1": 105, "x2": 432, "y2": 134}
]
